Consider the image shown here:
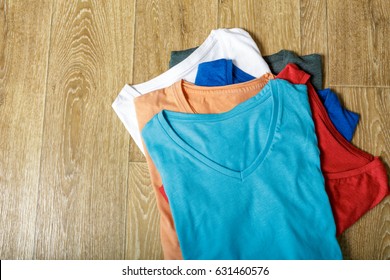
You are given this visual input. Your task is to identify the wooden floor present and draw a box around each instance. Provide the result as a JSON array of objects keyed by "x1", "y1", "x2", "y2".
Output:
[{"x1": 0, "y1": 0, "x2": 389, "y2": 260}]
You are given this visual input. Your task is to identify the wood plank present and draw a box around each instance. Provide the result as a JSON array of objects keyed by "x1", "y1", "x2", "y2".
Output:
[
  {"x1": 339, "y1": 196, "x2": 390, "y2": 260},
  {"x1": 332, "y1": 86, "x2": 390, "y2": 259},
  {"x1": 300, "y1": 0, "x2": 328, "y2": 87},
  {"x1": 0, "y1": 0, "x2": 52, "y2": 259},
  {"x1": 34, "y1": 0, "x2": 135, "y2": 259},
  {"x1": 130, "y1": 0, "x2": 219, "y2": 161},
  {"x1": 129, "y1": 138, "x2": 145, "y2": 163},
  {"x1": 327, "y1": 0, "x2": 390, "y2": 87},
  {"x1": 126, "y1": 163, "x2": 163, "y2": 259},
  {"x1": 218, "y1": 0, "x2": 301, "y2": 56}
]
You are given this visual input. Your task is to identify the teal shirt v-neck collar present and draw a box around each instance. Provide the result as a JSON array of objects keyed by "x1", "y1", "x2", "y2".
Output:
[{"x1": 157, "y1": 82, "x2": 279, "y2": 180}]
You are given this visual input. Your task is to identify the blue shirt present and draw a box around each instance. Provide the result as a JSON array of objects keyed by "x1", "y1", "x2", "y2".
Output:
[
  {"x1": 317, "y1": 88, "x2": 359, "y2": 141},
  {"x1": 195, "y1": 58, "x2": 255, "y2": 86},
  {"x1": 195, "y1": 59, "x2": 359, "y2": 141},
  {"x1": 142, "y1": 79, "x2": 342, "y2": 260}
]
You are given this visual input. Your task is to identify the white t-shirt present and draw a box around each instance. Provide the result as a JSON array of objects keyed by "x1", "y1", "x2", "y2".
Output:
[{"x1": 112, "y1": 28, "x2": 271, "y2": 154}]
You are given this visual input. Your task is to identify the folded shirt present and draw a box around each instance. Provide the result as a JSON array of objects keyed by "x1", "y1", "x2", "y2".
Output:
[
  {"x1": 135, "y1": 73, "x2": 274, "y2": 259},
  {"x1": 277, "y1": 64, "x2": 389, "y2": 236},
  {"x1": 142, "y1": 78, "x2": 342, "y2": 260}
]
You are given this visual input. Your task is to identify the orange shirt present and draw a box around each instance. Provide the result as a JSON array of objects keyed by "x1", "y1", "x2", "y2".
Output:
[{"x1": 134, "y1": 73, "x2": 274, "y2": 259}]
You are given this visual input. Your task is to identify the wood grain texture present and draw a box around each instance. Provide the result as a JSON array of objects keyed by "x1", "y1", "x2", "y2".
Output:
[
  {"x1": 129, "y1": 0, "x2": 219, "y2": 161},
  {"x1": 218, "y1": 0, "x2": 301, "y2": 55},
  {"x1": 300, "y1": 0, "x2": 328, "y2": 87},
  {"x1": 129, "y1": 138, "x2": 145, "y2": 163},
  {"x1": 333, "y1": 87, "x2": 390, "y2": 259},
  {"x1": 33, "y1": 0, "x2": 134, "y2": 259},
  {"x1": 1, "y1": 0, "x2": 389, "y2": 260},
  {"x1": 327, "y1": 0, "x2": 390, "y2": 87},
  {"x1": 339, "y1": 196, "x2": 390, "y2": 260},
  {"x1": 0, "y1": 0, "x2": 52, "y2": 259},
  {"x1": 126, "y1": 163, "x2": 163, "y2": 259}
]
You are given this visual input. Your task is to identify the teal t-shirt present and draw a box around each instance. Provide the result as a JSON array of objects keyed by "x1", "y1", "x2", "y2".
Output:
[{"x1": 142, "y1": 79, "x2": 342, "y2": 260}]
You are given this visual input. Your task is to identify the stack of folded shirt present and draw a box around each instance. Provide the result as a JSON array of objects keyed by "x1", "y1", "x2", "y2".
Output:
[{"x1": 113, "y1": 28, "x2": 389, "y2": 260}]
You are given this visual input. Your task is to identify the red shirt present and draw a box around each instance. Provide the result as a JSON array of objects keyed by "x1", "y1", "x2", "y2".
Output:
[{"x1": 277, "y1": 63, "x2": 389, "y2": 235}]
